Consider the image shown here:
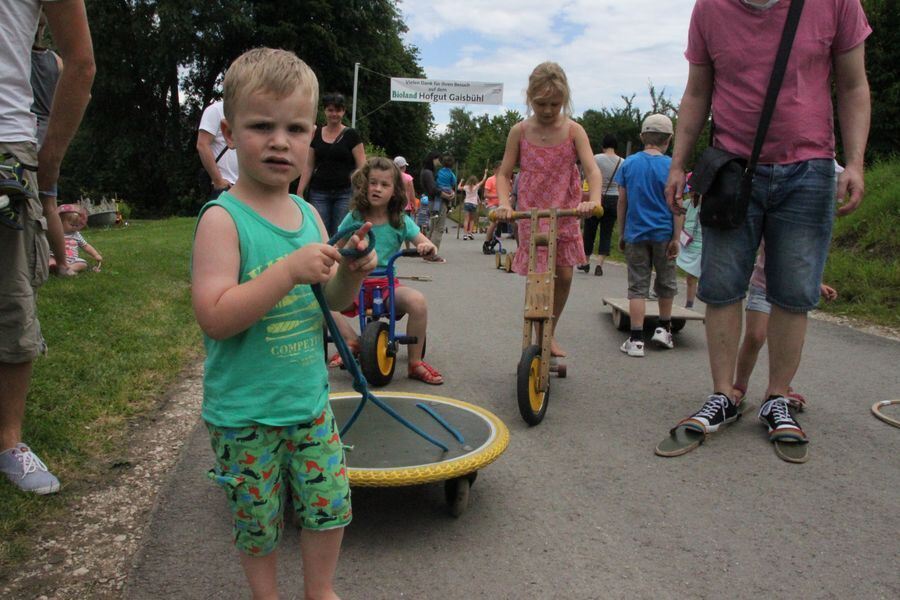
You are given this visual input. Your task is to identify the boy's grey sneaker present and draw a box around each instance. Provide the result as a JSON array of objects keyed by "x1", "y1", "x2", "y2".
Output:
[
  {"x1": 681, "y1": 393, "x2": 739, "y2": 433},
  {"x1": 758, "y1": 396, "x2": 807, "y2": 443},
  {"x1": 651, "y1": 327, "x2": 674, "y2": 349},
  {"x1": 620, "y1": 338, "x2": 644, "y2": 357},
  {"x1": 0, "y1": 443, "x2": 60, "y2": 495}
]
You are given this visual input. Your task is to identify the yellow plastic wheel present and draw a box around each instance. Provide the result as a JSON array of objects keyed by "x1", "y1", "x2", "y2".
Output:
[
  {"x1": 360, "y1": 321, "x2": 395, "y2": 386},
  {"x1": 330, "y1": 392, "x2": 510, "y2": 487},
  {"x1": 517, "y1": 345, "x2": 548, "y2": 426}
]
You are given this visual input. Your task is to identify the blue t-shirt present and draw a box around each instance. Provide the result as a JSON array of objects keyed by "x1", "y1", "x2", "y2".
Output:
[
  {"x1": 339, "y1": 212, "x2": 420, "y2": 267},
  {"x1": 435, "y1": 167, "x2": 457, "y2": 192},
  {"x1": 614, "y1": 151, "x2": 673, "y2": 243}
]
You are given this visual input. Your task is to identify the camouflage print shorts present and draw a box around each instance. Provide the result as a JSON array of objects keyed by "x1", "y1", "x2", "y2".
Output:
[{"x1": 206, "y1": 405, "x2": 352, "y2": 556}]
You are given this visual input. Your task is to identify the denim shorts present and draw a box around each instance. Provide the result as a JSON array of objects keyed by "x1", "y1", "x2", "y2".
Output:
[
  {"x1": 698, "y1": 159, "x2": 836, "y2": 312},
  {"x1": 307, "y1": 187, "x2": 351, "y2": 237},
  {"x1": 745, "y1": 284, "x2": 771, "y2": 315}
]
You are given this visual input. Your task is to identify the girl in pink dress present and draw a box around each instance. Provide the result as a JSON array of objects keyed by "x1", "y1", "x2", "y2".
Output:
[{"x1": 495, "y1": 62, "x2": 602, "y2": 357}]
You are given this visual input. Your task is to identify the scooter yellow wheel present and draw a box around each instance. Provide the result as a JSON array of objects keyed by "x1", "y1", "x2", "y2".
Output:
[{"x1": 517, "y1": 345, "x2": 549, "y2": 426}]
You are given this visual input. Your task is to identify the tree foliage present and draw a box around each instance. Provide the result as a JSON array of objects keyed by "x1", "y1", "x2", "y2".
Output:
[
  {"x1": 859, "y1": 0, "x2": 898, "y2": 160},
  {"x1": 61, "y1": 0, "x2": 433, "y2": 215}
]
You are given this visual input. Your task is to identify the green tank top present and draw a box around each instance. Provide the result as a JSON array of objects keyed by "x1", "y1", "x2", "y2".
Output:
[{"x1": 197, "y1": 192, "x2": 328, "y2": 427}]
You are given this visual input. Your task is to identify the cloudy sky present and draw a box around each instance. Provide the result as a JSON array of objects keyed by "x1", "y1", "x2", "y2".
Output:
[{"x1": 395, "y1": 0, "x2": 697, "y2": 129}]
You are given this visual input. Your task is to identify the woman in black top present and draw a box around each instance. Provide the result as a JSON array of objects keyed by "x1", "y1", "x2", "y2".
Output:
[
  {"x1": 418, "y1": 150, "x2": 446, "y2": 263},
  {"x1": 296, "y1": 92, "x2": 366, "y2": 235}
]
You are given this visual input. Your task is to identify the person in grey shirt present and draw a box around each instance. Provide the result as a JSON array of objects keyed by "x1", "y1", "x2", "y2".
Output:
[
  {"x1": 30, "y1": 11, "x2": 61, "y2": 149},
  {"x1": 579, "y1": 134, "x2": 623, "y2": 275}
]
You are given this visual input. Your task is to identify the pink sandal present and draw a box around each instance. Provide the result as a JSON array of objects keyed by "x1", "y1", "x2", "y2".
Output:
[
  {"x1": 408, "y1": 361, "x2": 444, "y2": 385},
  {"x1": 328, "y1": 340, "x2": 359, "y2": 369}
]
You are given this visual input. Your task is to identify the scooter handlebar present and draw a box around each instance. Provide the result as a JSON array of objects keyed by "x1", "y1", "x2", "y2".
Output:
[{"x1": 489, "y1": 205, "x2": 603, "y2": 222}]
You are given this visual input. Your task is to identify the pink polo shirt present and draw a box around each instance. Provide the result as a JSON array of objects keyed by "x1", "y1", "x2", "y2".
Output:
[{"x1": 686, "y1": 0, "x2": 871, "y2": 164}]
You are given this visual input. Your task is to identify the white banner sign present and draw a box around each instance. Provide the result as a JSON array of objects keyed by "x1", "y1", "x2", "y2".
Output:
[{"x1": 389, "y1": 78, "x2": 504, "y2": 105}]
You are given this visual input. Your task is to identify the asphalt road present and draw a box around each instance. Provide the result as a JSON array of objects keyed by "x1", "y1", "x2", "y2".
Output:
[{"x1": 126, "y1": 224, "x2": 900, "y2": 599}]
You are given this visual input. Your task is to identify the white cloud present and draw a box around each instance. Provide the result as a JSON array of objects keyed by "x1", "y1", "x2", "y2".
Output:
[{"x1": 397, "y1": 1, "x2": 696, "y2": 125}]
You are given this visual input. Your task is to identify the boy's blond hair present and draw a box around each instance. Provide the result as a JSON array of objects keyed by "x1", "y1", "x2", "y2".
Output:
[
  {"x1": 525, "y1": 61, "x2": 574, "y2": 119},
  {"x1": 223, "y1": 48, "x2": 319, "y2": 121}
]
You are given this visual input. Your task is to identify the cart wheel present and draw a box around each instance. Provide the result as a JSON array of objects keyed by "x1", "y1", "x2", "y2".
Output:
[
  {"x1": 495, "y1": 252, "x2": 502, "y2": 269},
  {"x1": 555, "y1": 363, "x2": 567, "y2": 378},
  {"x1": 671, "y1": 318, "x2": 687, "y2": 333},
  {"x1": 517, "y1": 345, "x2": 549, "y2": 426},
  {"x1": 611, "y1": 308, "x2": 631, "y2": 331},
  {"x1": 445, "y1": 476, "x2": 470, "y2": 517},
  {"x1": 504, "y1": 254, "x2": 513, "y2": 272},
  {"x1": 360, "y1": 321, "x2": 395, "y2": 386}
]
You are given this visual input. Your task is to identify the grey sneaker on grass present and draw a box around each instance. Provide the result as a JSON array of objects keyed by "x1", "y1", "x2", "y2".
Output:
[{"x1": 0, "y1": 443, "x2": 60, "y2": 495}]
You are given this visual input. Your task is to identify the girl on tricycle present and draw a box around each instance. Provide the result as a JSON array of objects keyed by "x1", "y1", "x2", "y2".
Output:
[{"x1": 334, "y1": 157, "x2": 444, "y2": 385}]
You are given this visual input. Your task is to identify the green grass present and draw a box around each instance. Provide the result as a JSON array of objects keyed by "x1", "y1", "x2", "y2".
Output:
[
  {"x1": 822, "y1": 159, "x2": 900, "y2": 327},
  {"x1": 0, "y1": 218, "x2": 201, "y2": 570}
]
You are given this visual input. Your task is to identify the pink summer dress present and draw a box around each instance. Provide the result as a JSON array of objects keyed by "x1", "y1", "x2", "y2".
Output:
[{"x1": 511, "y1": 133, "x2": 586, "y2": 275}]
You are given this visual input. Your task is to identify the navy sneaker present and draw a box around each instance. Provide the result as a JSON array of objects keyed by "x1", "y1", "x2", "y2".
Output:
[
  {"x1": 758, "y1": 396, "x2": 807, "y2": 442},
  {"x1": 681, "y1": 393, "x2": 739, "y2": 433}
]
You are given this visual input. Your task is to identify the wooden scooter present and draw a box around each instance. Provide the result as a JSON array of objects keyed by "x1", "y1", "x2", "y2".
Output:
[{"x1": 492, "y1": 206, "x2": 602, "y2": 425}]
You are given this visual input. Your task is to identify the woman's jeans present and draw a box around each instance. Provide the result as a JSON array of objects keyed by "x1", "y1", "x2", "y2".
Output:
[
  {"x1": 308, "y1": 187, "x2": 352, "y2": 237},
  {"x1": 583, "y1": 194, "x2": 618, "y2": 258}
]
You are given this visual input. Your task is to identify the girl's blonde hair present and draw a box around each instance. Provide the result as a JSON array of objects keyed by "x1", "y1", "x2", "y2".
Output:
[
  {"x1": 350, "y1": 157, "x2": 406, "y2": 229},
  {"x1": 465, "y1": 175, "x2": 478, "y2": 186},
  {"x1": 223, "y1": 48, "x2": 319, "y2": 122},
  {"x1": 525, "y1": 61, "x2": 573, "y2": 118}
]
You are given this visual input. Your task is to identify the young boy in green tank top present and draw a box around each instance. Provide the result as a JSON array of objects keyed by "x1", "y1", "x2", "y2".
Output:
[{"x1": 191, "y1": 48, "x2": 377, "y2": 600}]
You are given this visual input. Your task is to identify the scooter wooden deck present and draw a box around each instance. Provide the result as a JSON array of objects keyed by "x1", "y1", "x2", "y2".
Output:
[
  {"x1": 655, "y1": 401, "x2": 750, "y2": 457},
  {"x1": 602, "y1": 297, "x2": 704, "y2": 333}
]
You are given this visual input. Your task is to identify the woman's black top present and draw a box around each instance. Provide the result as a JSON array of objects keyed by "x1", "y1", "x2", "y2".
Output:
[{"x1": 309, "y1": 126, "x2": 362, "y2": 191}]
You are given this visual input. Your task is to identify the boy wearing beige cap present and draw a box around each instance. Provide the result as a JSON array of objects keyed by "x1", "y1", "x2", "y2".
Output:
[{"x1": 614, "y1": 114, "x2": 684, "y2": 357}]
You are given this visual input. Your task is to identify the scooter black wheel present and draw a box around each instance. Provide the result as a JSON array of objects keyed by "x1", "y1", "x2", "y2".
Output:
[
  {"x1": 360, "y1": 321, "x2": 395, "y2": 386},
  {"x1": 611, "y1": 308, "x2": 631, "y2": 331},
  {"x1": 671, "y1": 318, "x2": 687, "y2": 333},
  {"x1": 444, "y1": 476, "x2": 471, "y2": 517},
  {"x1": 517, "y1": 345, "x2": 549, "y2": 426}
]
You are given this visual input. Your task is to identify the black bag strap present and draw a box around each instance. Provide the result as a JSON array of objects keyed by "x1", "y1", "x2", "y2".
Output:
[
  {"x1": 743, "y1": 0, "x2": 805, "y2": 180},
  {"x1": 214, "y1": 146, "x2": 228, "y2": 163},
  {"x1": 603, "y1": 157, "x2": 622, "y2": 196}
]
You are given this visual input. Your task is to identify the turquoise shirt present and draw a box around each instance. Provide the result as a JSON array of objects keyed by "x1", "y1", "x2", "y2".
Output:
[
  {"x1": 339, "y1": 212, "x2": 420, "y2": 267},
  {"x1": 196, "y1": 192, "x2": 328, "y2": 427}
]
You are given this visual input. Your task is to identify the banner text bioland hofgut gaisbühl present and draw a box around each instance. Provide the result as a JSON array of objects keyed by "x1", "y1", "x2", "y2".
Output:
[{"x1": 389, "y1": 78, "x2": 504, "y2": 105}]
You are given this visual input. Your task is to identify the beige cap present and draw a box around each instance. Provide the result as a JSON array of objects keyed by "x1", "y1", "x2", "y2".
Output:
[{"x1": 641, "y1": 114, "x2": 674, "y2": 135}]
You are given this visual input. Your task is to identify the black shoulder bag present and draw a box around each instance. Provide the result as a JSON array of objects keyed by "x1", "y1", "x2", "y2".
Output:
[{"x1": 693, "y1": 0, "x2": 805, "y2": 230}]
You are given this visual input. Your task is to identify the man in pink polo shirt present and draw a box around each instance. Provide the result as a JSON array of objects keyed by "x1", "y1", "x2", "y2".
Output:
[{"x1": 664, "y1": 0, "x2": 871, "y2": 454}]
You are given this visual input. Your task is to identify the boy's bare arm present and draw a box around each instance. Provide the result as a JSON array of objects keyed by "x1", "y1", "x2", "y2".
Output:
[
  {"x1": 192, "y1": 207, "x2": 343, "y2": 340},
  {"x1": 617, "y1": 187, "x2": 628, "y2": 251}
]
